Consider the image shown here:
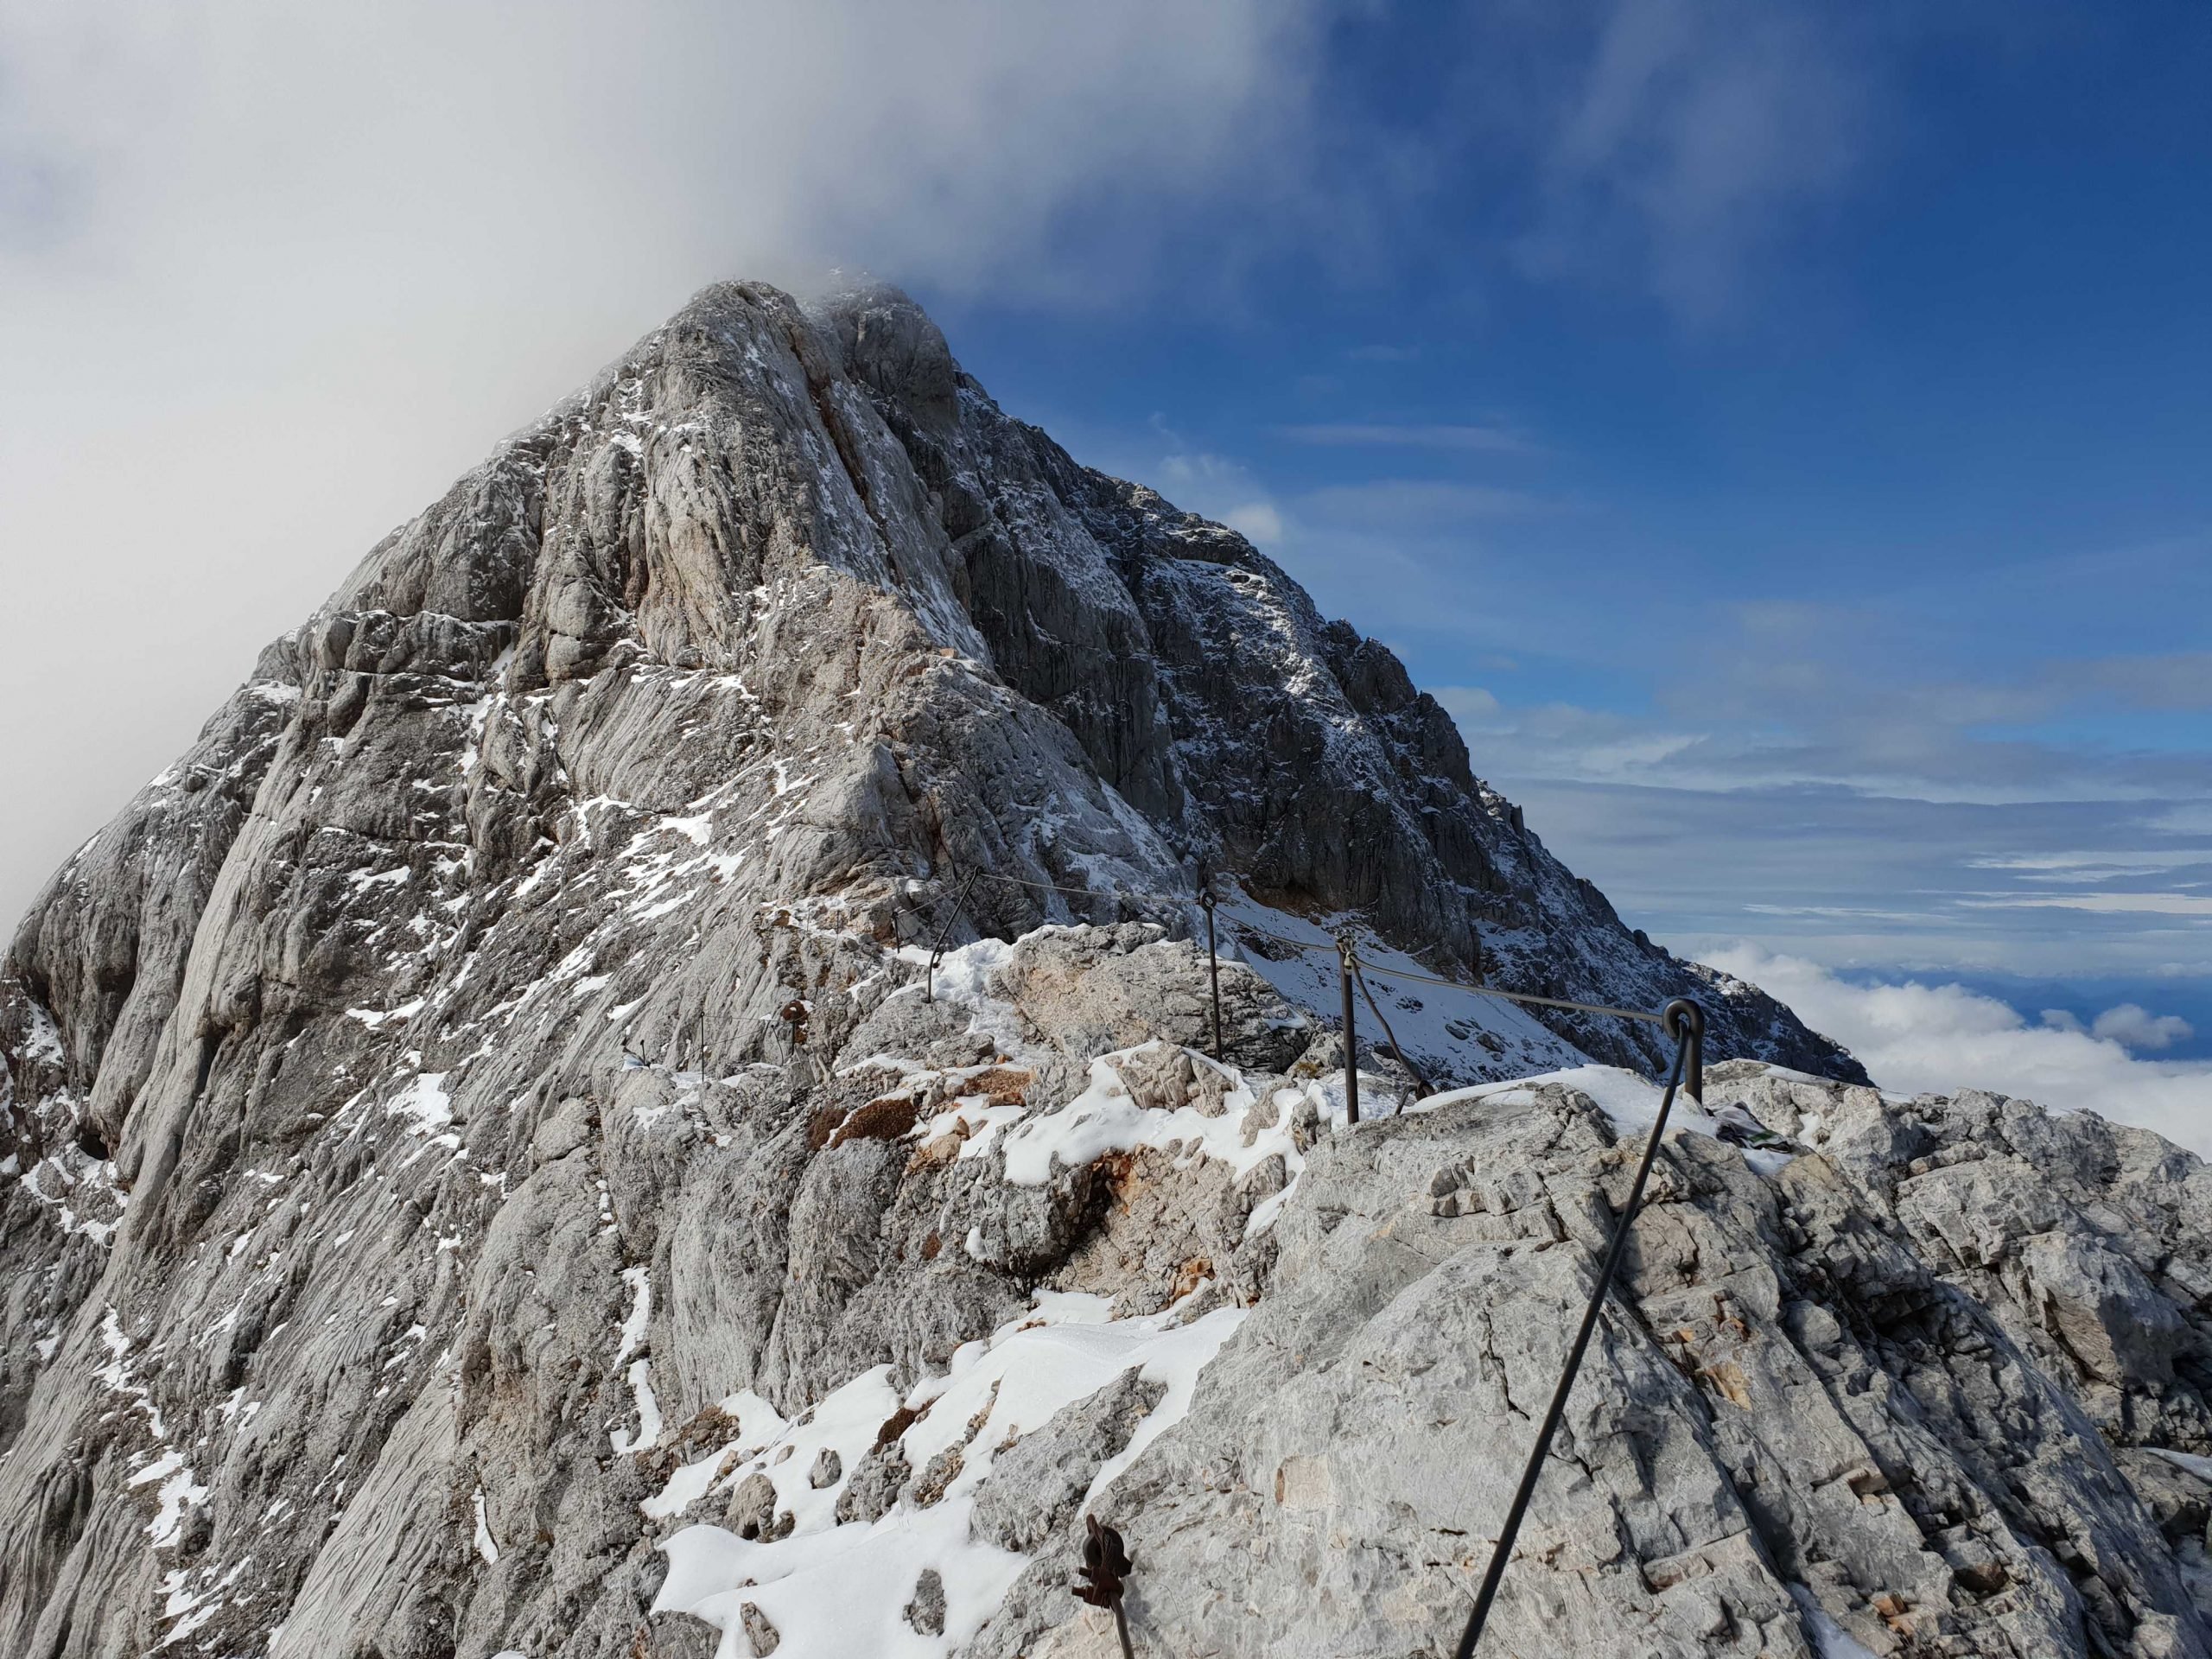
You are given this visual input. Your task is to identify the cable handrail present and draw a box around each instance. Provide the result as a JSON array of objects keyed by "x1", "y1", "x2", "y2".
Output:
[
  {"x1": 1351, "y1": 957, "x2": 1437, "y2": 1098},
  {"x1": 1453, "y1": 999, "x2": 1705, "y2": 1656},
  {"x1": 939, "y1": 867, "x2": 1198, "y2": 907},
  {"x1": 914, "y1": 864, "x2": 1672, "y2": 1033},
  {"x1": 1348, "y1": 959, "x2": 1670, "y2": 1027}
]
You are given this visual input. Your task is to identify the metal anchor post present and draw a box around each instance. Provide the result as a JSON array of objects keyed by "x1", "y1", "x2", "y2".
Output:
[
  {"x1": 1338, "y1": 933, "x2": 1360, "y2": 1126},
  {"x1": 923, "y1": 868, "x2": 982, "y2": 1005},
  {"x1": 1198, "y1": 887, "x2": 1224, "y2": 1061}
]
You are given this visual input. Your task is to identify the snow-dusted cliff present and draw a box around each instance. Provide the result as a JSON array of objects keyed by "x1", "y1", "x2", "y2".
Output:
[{"x1": 3, "y1": 281, "x2": 2206, "y2": 1658}]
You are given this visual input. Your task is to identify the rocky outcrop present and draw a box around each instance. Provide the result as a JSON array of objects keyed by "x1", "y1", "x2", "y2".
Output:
[
  {"x1": 16, "y1": 277, "x2": 2187, "y2": 1659},
  {"x1": 969, "y1": 1052, "x2": 2212, "y2": 1659}
]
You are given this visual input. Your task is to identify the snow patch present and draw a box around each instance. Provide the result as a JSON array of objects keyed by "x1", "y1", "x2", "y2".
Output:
[
  {"x1": 1216, "y1": 885, "x2": 1582, "y2": 1086},
  {"x1": 1788, "y1": 1584, "x2": 1882, "y2": 1659},
  {"x1": 615, "y1": 1267, "x2": 652, "y2": 1366},
  {"x1": 2148, "y1": 1446, "x2": 2212, "y2": 1484},
  {"x1": 388, "y1": 1071, "x2": 454, "y2": 1134},
  {"x1": 473, "y1": 1488, "x2": 500, "y2": 1565},
  {"x1": 652, "y1": 1291, "x2": 1246, "y2": 1659},
  {"x1": 996, "y1": 1045, "x2": 1270, "y2": 1185}
]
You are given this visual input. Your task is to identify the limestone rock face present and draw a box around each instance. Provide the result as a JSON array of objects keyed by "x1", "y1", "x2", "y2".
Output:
[
  {"x1": 3, "y1": 279, "x2": 2200, "y2": 1659},
  {"x1": 971, "y1": 1065, "x2": 2212, "y2": 1659}
]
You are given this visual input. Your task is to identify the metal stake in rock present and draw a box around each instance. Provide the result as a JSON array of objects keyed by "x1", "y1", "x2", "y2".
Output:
[
  {"x1": 1075, "y1": 1514, "x2": 1135, "y2": 1659},
  {"x1": 1198, "y1": 887, "x2": 1224, "y2": 1061},
  {"x1": 1337, "y1": 933, "x2": 1360, "y2": 1125},
  {"x1": 923, "y1": 868, "x2": 982, "y2": 1005}
]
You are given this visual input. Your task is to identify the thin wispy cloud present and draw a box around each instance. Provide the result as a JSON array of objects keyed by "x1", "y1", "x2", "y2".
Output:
[
  {"x1": 1970, "y1": 894, "x2": 2212, "y2": 918},
  {"x1": 1970, "y1": 852, "x2": 2209, "y2": 876},
  {"x1": 1427, "y1": 701, "x2": 2212, "y2": 981},
  {"x1": 1296, "y1": 480, "x2": 1564, "y2": 526},
  {"x1": 1275, "y1": 422, "x2": 1536, "y2": 454},
  {"x1": 1149, "y1": 443, "x2": 1287, "y2": 547},
  {"x1": 1514, "y1": 0, "x2": 1875, "y2": 318},
  {"x1": 2066, "y1": 652, "x2": 2212, "y2": 712}
]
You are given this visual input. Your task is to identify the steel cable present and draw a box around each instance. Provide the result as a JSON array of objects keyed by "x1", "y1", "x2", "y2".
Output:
[
  {"x1": 1452, "y1": 998, "x2": 1705, "y2": 1656},
  {"x1": 956, "y1": 868, "x2": 1196, "y2": 907},
  {"x1": 913, "y1": 871, "x2": 1671, "y2": 1030},
  {"x1": 1351, "y1": 958, "x2": 1669, "y2": 1026},
  {"x1": 1351, "y1": 957, "x2": 1438, "y2": 1098}
]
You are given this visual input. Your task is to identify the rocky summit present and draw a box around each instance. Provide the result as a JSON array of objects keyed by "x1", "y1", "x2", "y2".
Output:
[{"x1": 1, "y1": 281, "x2": 2206, "y2": 1659}]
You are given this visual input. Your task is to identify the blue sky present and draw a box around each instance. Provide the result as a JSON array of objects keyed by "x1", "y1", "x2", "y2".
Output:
[
  {"x1": 0, "y1": 0, "x2": 2204, "y2": 1095},
  {"x1": 908, "y1": 3, "x2": 2212, "y2": 1039}
]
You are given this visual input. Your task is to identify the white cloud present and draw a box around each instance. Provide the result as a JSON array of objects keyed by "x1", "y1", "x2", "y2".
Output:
[
  {"x1": 1706, "y1": 944, "x2": 2212, "y2": 1154},
  {"x1": 1294, "y1": 480, "x2": 1561, "y2": 527},
  {"x1": 0, "y1": 0, "x2": 1339, "y2": 923},
  {"x1": 1, "y1": 1, "x2": 1329, "y2": 303},
  {"x1": 1147, "y1": 442, "x2": 1292, "y2": 549},
  {"x1": 1969, "y1": 893, "x2": 2212, "y2": 918},
  {"x1": 1224, "y1": 503, "x2": 1287, "y2": 547},
  {"x1": 2042, "y1": 1006, "x2": 2196, "y2": 1052},
  {"x1": 1435, "y1": 686, "x2": 1501, "y2": 720},
  {"x1": 1973, "y1": 851, "x2": 2207, "y2": 880},
  {"x1": 1518, "y1": 0, "x2": 1872, "y2": 316},
  {"x1": 2090, "y1": 1004, "x2": 2195, "y2": 1052}
]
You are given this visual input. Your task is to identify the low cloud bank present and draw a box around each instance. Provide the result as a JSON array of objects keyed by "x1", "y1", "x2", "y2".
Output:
[{"x1": 1704, "y1": 944, "x2": 2212, "y2": 1154}]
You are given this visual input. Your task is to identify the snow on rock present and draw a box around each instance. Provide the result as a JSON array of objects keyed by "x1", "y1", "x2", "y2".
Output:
[
  {"x1": 995, "y1": 1046, "x2": 1270, "y2": 1185},
  {"x1": 386, "y1": 1069, "x2": 454, "y2": 1134},
  {"x1": 471, "y1": 1488, "x2": 499, "y2": 1566},
  {"x1": 1215, "y1": 882, "x2": 1583, "y2": 1085},
  {"x1": 1789, "y1": 1585, "x2": 1885, "y2": 1659},
  {"x1": 1418, "y1": 1063, "x2": 1798, "y2": 1175},
  {"x1": 615, "y1": 1264, "x2": 652, "y2": 1365},
  {"x1": 2150, "y1": 1447, "x2": 2212, "y2": 1484}
]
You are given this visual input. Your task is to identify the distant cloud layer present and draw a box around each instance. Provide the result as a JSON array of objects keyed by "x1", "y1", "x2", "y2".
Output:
[
  {"x1": 1708, "y1": 944, "x2": 2212, "y2": 1153},
  {"x1": 1401, "y1": 565, "x2": 2212, "y2": 981}
]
